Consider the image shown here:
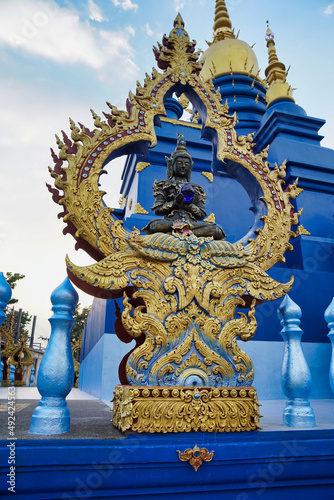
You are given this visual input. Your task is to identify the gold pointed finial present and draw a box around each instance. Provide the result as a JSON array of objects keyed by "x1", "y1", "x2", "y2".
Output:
[
  {"x1": 265, "y1": 21, "x2": 294, "y2": 107},
  {"x1": 200, "y1": 0, "x2": 259, "y2": 81},
  {"x1": 212, "y1": 0, "x2": 235, "y2": 42}
]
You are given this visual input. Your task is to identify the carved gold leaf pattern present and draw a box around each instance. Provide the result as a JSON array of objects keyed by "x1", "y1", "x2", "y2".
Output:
[
  {"x1": 201, "y1": 172, "x2": 214, "y2": 183},
  {"x1": 112, "y1": 385, "x2": 261, "y2": 433},
  {"x1": 49, "y1": 13, "x2": 304, "y2": 272},
  {"x1": 48, "y1": 14, "x2": 307, "y2": 433},
  {"x1": 204, "y1": 212, "x2": 215, "y2": 223},
  {"x1": 135, "y1": 162, "x2": 150, "y2": 173},
  {"x1": 133, "y1": 203, "x2": 149, "y2": 215}
]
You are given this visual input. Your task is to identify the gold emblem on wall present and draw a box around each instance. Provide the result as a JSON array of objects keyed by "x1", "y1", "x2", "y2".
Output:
[
  {"x1": 133, "y1": 203, "x2": 149, "y2": 215},
  {"x1": 177, "y1": 444, "x2": 214, "y2": 471},
  {"x1": 201, "y1": 172, "x2": 214, "y2": 183},
  {"x1": 135, "y1": 162, "x2": 150, "y2": 173}
]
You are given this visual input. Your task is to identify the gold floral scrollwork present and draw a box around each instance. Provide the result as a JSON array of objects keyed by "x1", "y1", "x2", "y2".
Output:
[
  {"x1": 177, "y1": 444, "x2": 214, "y2": 471},
  {"x1": 201, "y1": 172, "x2": 213, "y2": 183},
  {"x1": 72, "y1": 333, "x2": 82, "y2": 387},
  {"x1": 178, "y1": 94, "x2": 189, "y2": 109},
  {"x1": 133, "y1": 203, "x2": 149, "y2": 215},
  {"x1": 112, "y1": 385, "x2": 261, "y2": 433},
  {"x1": 204, "y1": 213, "x2": 216, "y2": 223},
  {"x1": 49, "y1": 13, "x2": 308, "y2": 434},
  {"x1": 291, "y1": 225, "x2": 311, "y2": 237},
  {"x1": 1, "y1": 310, "x2": 18, "y2": 387},
  {"x1": 136, "y1": 162, "x2": 150, "y2": 173}
]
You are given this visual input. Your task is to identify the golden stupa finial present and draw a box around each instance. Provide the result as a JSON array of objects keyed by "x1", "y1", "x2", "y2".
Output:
[
  {"x1": 264, "y1": 21, "x2": 294, "y2": 107},
  {"x1": 212, "y1": 0, "x2": 235, "y2": 43}
]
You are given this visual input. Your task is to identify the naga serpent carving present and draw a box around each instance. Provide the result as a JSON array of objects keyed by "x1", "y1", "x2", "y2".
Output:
[{"x1": 48, "y1": 14, "x2": 306, "y2": 433}]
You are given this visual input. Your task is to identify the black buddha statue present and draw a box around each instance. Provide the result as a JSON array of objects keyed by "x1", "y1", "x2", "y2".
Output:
[{"x1": 143, "y1": 134, "x2": 225, "y2": 240}]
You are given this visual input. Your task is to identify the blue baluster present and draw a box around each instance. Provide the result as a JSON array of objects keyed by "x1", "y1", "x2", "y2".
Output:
[
  {"x1": 277, "y1": 295, "x2": 316, "y2": 427},
  {"x1": 0, "y1": 272, "x2": 12, "y2": 328},
  {"x1": 324, "y1": 297, "x2": 334, "y2": 394},
  {"x1": 29, "y1": 277, "x2": 78, "y2": 435},
  {"x1": 9, "y1": 365, "x2": 15, "y2": 386},
  {"x1": 29, "y1": 365, "x2": 35, "y2": 387}
]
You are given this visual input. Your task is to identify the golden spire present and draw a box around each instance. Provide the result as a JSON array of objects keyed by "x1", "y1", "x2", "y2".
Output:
[
  {"x1": 265, "y1": 21, "x2": 294, "y2": 107},
  {"x1": 200, "y1": 0, "x2": 259, "y2": 81},
  {"x1": 212, "y1": 0, "x2": 235, "y2": 42}
]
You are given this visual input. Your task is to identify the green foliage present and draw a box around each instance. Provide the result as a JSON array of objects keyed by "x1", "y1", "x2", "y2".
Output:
[
  {"x1": 5, "y1": 272, "x2": 25, "y2": 305},
  {"x1": 71, "y1": 304, "x2": 91, "y2": 342},
  {"x1": 14, "y1": 310, "x2": 32, "y2": 337},
  {"x1": 4, "y1": 272, "x2": 31, "y2": 341},
  {"x1": 38, "y1": 303, "x2": 91, "y2": 347}
]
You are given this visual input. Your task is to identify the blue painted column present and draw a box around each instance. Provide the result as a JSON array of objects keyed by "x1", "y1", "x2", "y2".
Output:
[
  {"x1": 0, "y1": 272, "x2": 12, "y2": 384},
  {"x1": 277, "y1": 295, "x2": 316, "y2": 427},
  {"x1": 29, "y1": 365, "x2": 35, "y2": 387},
  {"x1": 29, "y1": 277, "x2": 78, "y2": 435},
  {"x1": 324, "y1": 297, "x2": 334, "y2": 394},
  {"x1": 0, "y1": 272, "x2": 12, "y2": 328},
  {"x1": 9, "y1": 365, "x2": 15, "y2": 386}
]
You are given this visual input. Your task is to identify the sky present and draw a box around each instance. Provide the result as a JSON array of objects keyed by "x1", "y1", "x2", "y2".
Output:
[{"x1": 0, "y1": 0, "x2": 334, "y2": 345}]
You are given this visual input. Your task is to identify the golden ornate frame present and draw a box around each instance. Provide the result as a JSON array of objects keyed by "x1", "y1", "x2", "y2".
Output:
[{"x1": 48, "y1": 15, "x2": 306, "y2": 433}]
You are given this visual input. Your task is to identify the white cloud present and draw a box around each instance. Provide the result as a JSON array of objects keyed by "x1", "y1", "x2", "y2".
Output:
[
  {"x1": 112, "y1": 0, "x2": 139, "y2": 12},
  {"x1": 143, "y1": 23, "x2": 154, "y2": 36},
  {"x1": 126, "y1": 25, "x2": 136, "y2": 37},
  {"x1": 0, "y1": 0, "x2": 138, "y2": 80},
  {"x1": 0, "y1": 78, "x2": 122, "y2": 341},
  {"x1": 324, "y1": 3, "x2": 334, "y2": 15},
  {"x1": 88, "y1": 0, "x2": 106, "y2": 22},
  {"x1": 174, "y1": 0, "x2": 185, "y2": 11}
]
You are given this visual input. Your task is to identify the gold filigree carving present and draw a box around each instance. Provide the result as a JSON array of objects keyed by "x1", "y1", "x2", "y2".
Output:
[
  {"x1": 68, "y1": 234, "x2": 293, "y2": 390},
  {"x1": 136, "y1": 162, "x2": 150, "y2": 173},
  {"x1": 0, "y1": 311, "x2": 15, "y2": 360},
  {"x1": 177, "y1": 444, "x2": 214, "y2": 471},
  {"x1": 48, "y1": 14, "x2": 308, "y2": 434},
  {"x1": 72, "y1": 332, "x2": 82, "y2": 387},
  {"x1": 204, "y1": 212, "x2": 215, "y2": 223},
  {"x1": 11, "y1": 334, "x2": 33, "y2": 369},
  {"x1": 133, "y1": 203, "x2": 149, "y2": 215},
  {"x1": 1, "y1": 312, "x2": 33, "y2": 387},
  {"x1": 48, "y1": 14, "x2": 304, "y2": 271},
  {"x1": 178, "y1": 94, "x2": 189, "y2": 109},
  {"x1": 112, "y1": 385, "x2": 261, "y2": 433},
  {"x1": 292, "y1": 225, "x2": 311, "y2": 237},
  {"x1": 160, "y1": 117, "x2": 201, "y2": 129},
  {"x1": 201, "y1": 172, "x2": 213, "y2": 183}
]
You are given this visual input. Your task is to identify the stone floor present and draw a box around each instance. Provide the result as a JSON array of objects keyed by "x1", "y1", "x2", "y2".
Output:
[{"x1": 0, "y1": 387, "x2": 333, "y2": 439}]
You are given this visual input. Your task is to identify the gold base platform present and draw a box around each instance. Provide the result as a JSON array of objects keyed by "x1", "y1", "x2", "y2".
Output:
[
  {"x1": 1, "y1": 380, "x2": 12, "y2": 387},
  {"x1": 112, "y1": 385, "x2": 261, "y2": 433}
]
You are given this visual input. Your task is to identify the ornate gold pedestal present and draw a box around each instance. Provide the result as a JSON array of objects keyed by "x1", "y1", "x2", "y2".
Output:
[
  {"x1": 112, "y1": 385, "x2": 261, "y2": 433},
  {"x1": 1, "y1": 380, "x2": 12, "y2": 387}
]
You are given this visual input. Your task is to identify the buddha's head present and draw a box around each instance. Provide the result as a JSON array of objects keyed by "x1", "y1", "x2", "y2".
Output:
[{"x1": 166, "y1": 134, "x2": 193, "y2": 181}]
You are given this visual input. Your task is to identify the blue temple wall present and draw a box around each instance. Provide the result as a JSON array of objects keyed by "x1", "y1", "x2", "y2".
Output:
[
  {"x1": 2, "y1": 430, "x2": 334, "y2": 499},
  {"x1": 212, "y1": 74, "x2": 267, "y2": 135},
  {"x1": 79, "y1": 297, "x2": 134, "y2": 401}
]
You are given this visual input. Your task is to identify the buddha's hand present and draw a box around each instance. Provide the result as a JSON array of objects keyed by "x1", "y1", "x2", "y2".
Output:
[{"x1": 174, "y1": 192, "x2": 185, "y2": 208}]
